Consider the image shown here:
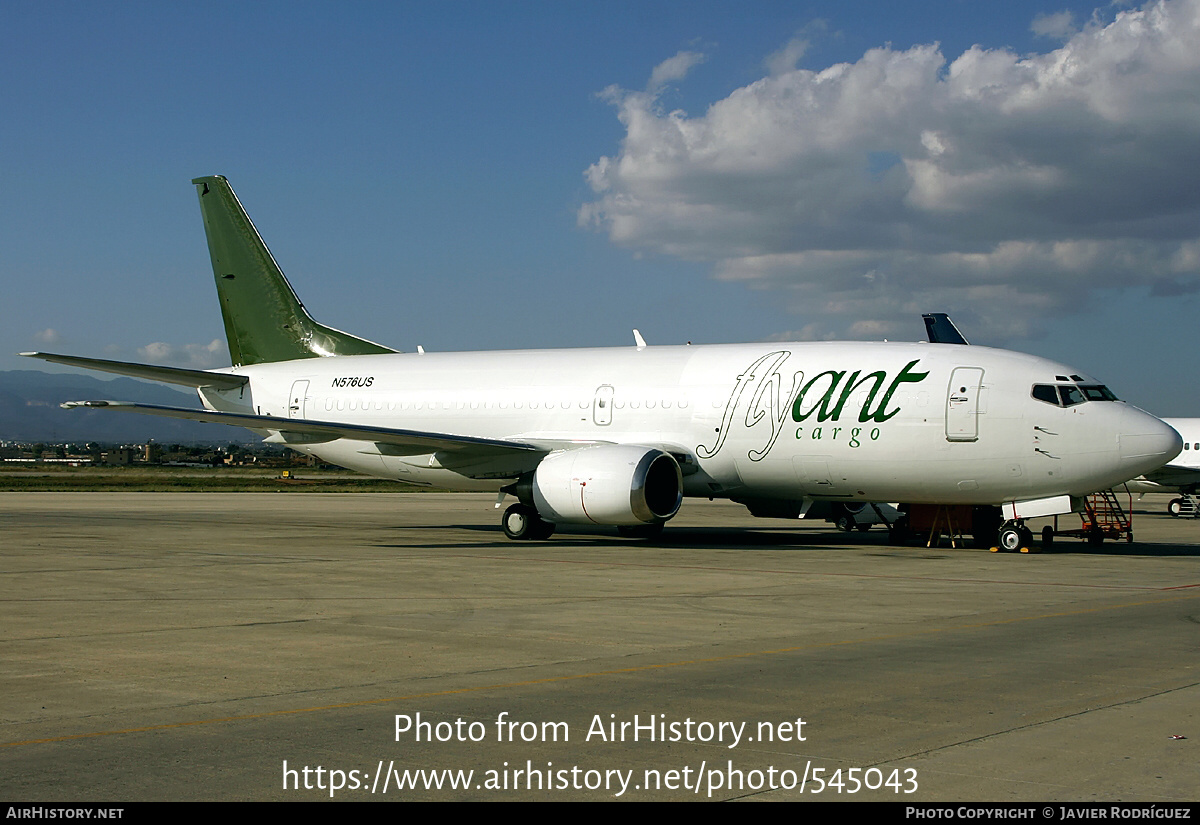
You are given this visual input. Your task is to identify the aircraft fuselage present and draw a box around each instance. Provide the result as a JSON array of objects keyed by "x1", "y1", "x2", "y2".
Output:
[{"x1": 203, "y1": 340, "x2": 1176, "y2": 509}]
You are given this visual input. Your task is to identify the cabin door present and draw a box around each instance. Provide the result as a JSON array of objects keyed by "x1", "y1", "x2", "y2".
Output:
[
  {"x1": 945, "y1": 368, "x2": 983, "y2": 442},
  {"x1": 289, "y1": 380, "x2": 309, "y2": 420},
  {"x1": 593, "y1": 385, "x2": 614, "y2": 426}
]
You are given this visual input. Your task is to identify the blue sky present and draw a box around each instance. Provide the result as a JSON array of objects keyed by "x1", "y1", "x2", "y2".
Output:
[{"x1": 4, "y1": 0, "x2": 1199, "y2": 414}]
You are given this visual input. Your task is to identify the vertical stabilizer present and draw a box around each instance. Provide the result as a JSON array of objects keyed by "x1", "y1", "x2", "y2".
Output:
[
  {"x1": 192, "y1": 175, "x2": 396, "y2": 365},
  {"x1": 922, "y1": 313, "x2": 969, "y2": 345}
]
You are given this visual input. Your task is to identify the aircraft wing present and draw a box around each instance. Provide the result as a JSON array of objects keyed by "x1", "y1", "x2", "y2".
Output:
[
  {"x1": 1143, "y1": 463, "x2": 1200, "y2": 490},
  {"x1": 61, "y1": 401, "x2": 546, "y2": 461},
  {"x1": 22, "y1": 352, "x2": 248, "y2": 390}
]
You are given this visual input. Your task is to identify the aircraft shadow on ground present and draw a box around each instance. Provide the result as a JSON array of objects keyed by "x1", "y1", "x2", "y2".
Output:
[
  {"x1": 1036, "y1": 540, "x2": 1200, "y2": 557},
  {"x1": 381, "y1": 523, "x2": 929, "y2": 551},
  {"x1": 377, "y1": 522, "x2": 1200, "y2": 556}
]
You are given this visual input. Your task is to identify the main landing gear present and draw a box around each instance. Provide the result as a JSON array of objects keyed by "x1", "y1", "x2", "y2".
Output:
[
  {"x1": 836, "y1": 514, "x2": 873, "y2": 533},
  {"x1": 502, "y1": 503, "x2": 555, "y2": 540},
  {"x1": 1168, "y1": 495, "x2": 1198, "y2": 518},
  {"x1": 500, "y1": 503, "x2": 666, "y2": 541},
  {"x1": 993, "y1": 520, "x2": 1035, "y2": 553}
]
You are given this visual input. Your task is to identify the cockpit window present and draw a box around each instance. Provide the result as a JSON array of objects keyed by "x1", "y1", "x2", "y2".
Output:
[
  {"x1": 1032, "y1": 384, "x2": 1059, "y2": 406},
  {"x1": 1031, "y1": 383, "x2": 1119, "y2": 407},
  {"x1": 1059, "y1": 385, "x2": 1086, "y2": 407}
]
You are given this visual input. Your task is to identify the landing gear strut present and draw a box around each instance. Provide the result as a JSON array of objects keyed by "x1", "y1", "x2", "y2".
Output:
[{"x1": 502, "y1": 503, "x2": 555, "y2": 540}]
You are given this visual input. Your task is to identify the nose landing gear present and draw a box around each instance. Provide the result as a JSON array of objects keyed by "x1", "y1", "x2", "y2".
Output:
[{"x1": 993, "y1": 520, "x2": 1035, "y2": 553}]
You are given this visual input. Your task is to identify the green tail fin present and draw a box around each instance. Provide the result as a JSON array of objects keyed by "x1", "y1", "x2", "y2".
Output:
[{"x1": 192, "y1": 175, "x2": 396, "y2": 366}]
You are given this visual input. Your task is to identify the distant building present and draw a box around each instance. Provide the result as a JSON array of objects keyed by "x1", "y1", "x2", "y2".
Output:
[{"x1": 101, "y1": 448, "x2": 133, "y2": 466}]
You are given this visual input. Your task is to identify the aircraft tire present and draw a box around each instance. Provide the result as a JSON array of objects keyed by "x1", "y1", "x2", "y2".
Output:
[
  {"x1": 836, "y1": 515, "x2": 856, "y2": 532},
  {"x1": 857, "y1": 522, "x2": 872, "y2": 532},
  {"x1": 1168, "y1": 498, "x2": 1183, "y2": 517},
  {"x1": 503, "y1": 504, "x2": 551, "y2": 540},
  {"x1": 997, "y1": 524, "x2": 1023, "y2": 552},
  {"x1": 1041, "y1": 526, "x2": 1054, "y2": 550}
]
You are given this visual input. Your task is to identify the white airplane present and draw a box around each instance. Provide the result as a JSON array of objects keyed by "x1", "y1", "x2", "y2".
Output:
[
  {"x1": 23, "y1": 176, "x2": 1182, "y2": 549},
  {"x1": 1122, "y1": 418, "x2": 1200, "y2": 515}
]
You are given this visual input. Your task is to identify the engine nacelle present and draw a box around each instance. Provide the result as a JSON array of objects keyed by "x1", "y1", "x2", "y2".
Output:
[{"x1": 528, "y1": 445, "x2": 683, "y2": 526}]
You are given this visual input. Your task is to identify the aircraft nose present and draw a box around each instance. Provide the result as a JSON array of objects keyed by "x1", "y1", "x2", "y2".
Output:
[{"x1": 1118, "y1": 408, "x2": 1182, "y2": 477}]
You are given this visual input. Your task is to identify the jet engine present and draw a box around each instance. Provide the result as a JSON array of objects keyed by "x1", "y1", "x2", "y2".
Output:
[{"x1": 517, "y1": 445, "x2": 683, "y2": 526}]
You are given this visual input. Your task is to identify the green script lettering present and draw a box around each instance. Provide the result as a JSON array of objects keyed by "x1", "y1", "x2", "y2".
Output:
[
  {"x1": 791, "y1": 371, "x2": 843, "y2": 422},
  {"x1": 861, "y1": 360, "x2": 928, "y2": 422},
  {"x1": 791, "y1": 360, "x2": 928, "y2": 424}
]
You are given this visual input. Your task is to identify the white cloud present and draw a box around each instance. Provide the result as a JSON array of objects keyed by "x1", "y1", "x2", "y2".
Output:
[
  {"x1": 34, "y1": 328, "x2": 61, "y2": 344},
  {"x1": 647, "y1": 50, "x2": 705, "y2": 91},
  {"x1": 764, "y1": 34, "x2": 812, "y2": 76},
  {"x1": 137, "y1": 339, "x2": 225, "y2": 368},
  {"x1": 1031, "y1": 10, "x2": 1078, "y2": 39},
  {"x1": 582, "y1": 0, "x2": 1200, "y2": 342}
]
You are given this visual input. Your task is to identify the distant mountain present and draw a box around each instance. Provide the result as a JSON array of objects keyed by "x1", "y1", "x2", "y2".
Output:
[{"x1": 0, "y1": 370, "x2": 256, "y2": 444}]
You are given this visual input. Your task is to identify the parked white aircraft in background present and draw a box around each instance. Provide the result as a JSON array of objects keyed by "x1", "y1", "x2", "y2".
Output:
[
  {"x1": 1123, "y1": 418, "x2": 1200, "y2": 515},
  {"x1": 23, "y1": 176, "x2": 1182, "y2": 547}
]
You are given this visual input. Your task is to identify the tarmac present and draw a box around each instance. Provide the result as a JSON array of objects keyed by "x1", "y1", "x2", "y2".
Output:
[{"x1": 1, "y1": 491, "x2": 1198, "y2": 801}]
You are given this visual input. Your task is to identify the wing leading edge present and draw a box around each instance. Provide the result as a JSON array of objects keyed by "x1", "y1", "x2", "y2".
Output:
[
  {"x1": 62, "y1": 401, "x2": 546, "y2": 473},
  {"x1": 1143, "y1": 463, "x2": 1200, "y2": 489}
]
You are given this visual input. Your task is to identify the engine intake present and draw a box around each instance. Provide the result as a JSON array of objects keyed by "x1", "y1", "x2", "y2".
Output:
[{"x1": 524, "y1": 445, "x2": 683, "y2": 526}]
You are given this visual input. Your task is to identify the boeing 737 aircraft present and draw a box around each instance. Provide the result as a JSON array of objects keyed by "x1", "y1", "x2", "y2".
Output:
[
  {"x1": 1123, "y1": 418, "x2": 1200, "y2": 515},
  {"x1": 23, "y1": 176, "x2": 1182, "y2": 548}
]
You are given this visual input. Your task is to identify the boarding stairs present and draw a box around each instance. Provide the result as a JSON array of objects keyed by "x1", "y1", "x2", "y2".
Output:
[{"x1": 1078, "y1": 488, "x2": 1133, "y2": 544}]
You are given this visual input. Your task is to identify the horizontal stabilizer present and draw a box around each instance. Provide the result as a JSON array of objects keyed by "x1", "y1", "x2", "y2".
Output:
[
  {"x1": 21, "y1": 352, "x2": 248, "y2": 390},
  {"x1": 61, "y1": 401, "x2": 545, "y2": 458}
]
